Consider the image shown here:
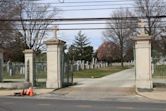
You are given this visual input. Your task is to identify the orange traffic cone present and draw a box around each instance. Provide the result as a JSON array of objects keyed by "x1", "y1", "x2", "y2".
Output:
[
  {"x1": 26, "y1": 88, "x2": 30, "y2": 95},
  {"x1": 29, "y1": 87, "x2": 34, "y2": 96},
  {"x1": 21, "y1": 89, "x2": 26, "y2": 96}
]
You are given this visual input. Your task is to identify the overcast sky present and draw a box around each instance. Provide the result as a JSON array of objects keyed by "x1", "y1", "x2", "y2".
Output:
[{"x1": 39, "y1": 0, "x2": 134, "y2": 50}]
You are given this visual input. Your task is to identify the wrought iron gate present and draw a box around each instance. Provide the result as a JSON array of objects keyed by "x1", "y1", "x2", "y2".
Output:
[{"x1": 62, "y1": 62, "x2": 73, "y2": 87}]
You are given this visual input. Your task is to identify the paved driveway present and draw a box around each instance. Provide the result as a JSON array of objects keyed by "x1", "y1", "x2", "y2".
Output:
[
  {"x1": 51, "y1": 68, "x2": 136, "y2": 100},
  {"x1": 73, "y1": 68, "x2": 135, "y2": 88}
]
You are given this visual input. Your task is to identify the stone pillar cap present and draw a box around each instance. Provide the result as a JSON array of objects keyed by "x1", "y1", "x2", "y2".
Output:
[
  {"x1": 133, "y1": 36, "x2": 151, "y2": 41},
  {"x1": 23, "y1": 49, "x2": 34, "y2": 54},
  {"x1": 45, "y1": 38, "x2": 66, "y2": 45}
]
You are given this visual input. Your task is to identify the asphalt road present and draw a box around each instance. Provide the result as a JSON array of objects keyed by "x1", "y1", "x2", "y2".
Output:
[{"x1": 0, "y1": 97, "x2": 166, "y2": 111}]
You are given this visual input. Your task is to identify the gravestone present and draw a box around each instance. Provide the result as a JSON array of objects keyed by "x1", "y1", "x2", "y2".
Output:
[
  {"x1": 7, "y1": 60, "x2": 13, "y2": 76},
  {"x1": 81, "y1": 60, "x2": 85, "y2": 70},
  {"x1": 90, "y1": 58, "x2": 95, "y2": 69},
  {"x1": 76, "y1": 61, "x2": 81, "y2": 71},
  {"x1": 85, "y1": 61, "x2": 89, "y2": 69}
]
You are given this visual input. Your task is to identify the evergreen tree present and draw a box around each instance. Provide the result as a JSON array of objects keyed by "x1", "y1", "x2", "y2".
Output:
[{"x1": 68, "y1": 31, "x2": 93, "y2": 61}]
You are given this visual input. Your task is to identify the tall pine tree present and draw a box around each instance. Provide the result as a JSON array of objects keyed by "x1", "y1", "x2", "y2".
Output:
[{"x1": 68, "y1": 31, "x2": 93, "y2": 61}]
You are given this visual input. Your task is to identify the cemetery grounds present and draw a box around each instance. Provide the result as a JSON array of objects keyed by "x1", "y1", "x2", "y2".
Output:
[{"x1": 2, "y1": 62, "x2": 133, "y2": 88}]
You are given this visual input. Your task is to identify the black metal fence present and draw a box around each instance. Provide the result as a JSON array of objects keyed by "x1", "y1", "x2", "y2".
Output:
[
  {"x1": 152, "y1": 57, "x2": 166, "y2": 79},
  {"x1": 62, "y1": 63, "x2": 74, "y2": 87},
  {"x1": 34, "y1": 61, "x2": 47, "y2": 87},
  {"x1": 3, "y1": 62, "x2": 25, "y2": 79},
  {"x1": 3, "y1": 58, "x2": 75, "y2": 88}
]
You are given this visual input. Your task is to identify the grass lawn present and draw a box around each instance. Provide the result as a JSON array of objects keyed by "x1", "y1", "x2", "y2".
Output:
[
  {"x1": 3, "y1": 72, "x2": 24, "y2": 79},
  {"x1": 73, "y1": 66, "x2": 131, "y2": 78},
  {"x1": 3, "y1": 71, "x2": 47, "y2": 79}
]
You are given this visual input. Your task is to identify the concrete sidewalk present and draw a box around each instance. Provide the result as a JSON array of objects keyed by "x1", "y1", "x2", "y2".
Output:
[
  {"x1": 0, "y1": 88, "x2": 166, "y2": 102},
  {"x1": 137, "y1": 90, "x2": 166, "y2": 101},
  {"x1": 0, "y1": 87, "x2": 165, "y2": 102},
  {"x1": 136, "y1": 79, "x2": 166, "y2": 101},
  {"x1": 0, "y1": 88, "x2": 54, "y2": 96},
  {"x1": 1, "y1": 68, "x2": 166, "y2": 102}
]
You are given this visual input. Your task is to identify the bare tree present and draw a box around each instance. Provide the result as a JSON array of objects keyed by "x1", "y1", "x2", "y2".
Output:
[
  {"x1": 135, "y1": 0, "x2": 166, "y2": 56},
  {"x1": 104, "y1": 9, "x2": 136, "y2": 67},
  {"x1": 17, "y1": 0, "x2": 58, "y2": 51},
  {"x1": 0, "y1": 0, "x2": 26, "y2": 61},
  {"x1": 135, "y1": 0, "x2": 166, "y2": 37},
  {"x1": 0, "y1": 0, "x2": 19, "y2": 48}
]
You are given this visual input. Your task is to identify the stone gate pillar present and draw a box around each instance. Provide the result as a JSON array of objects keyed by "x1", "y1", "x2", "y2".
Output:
[
  {"x1": 0, "y1": 49, "x2": 3, "y2": 82},
  {"x1": 23, "y1": 49, "x2": 35, "y2": 86},
  {"x1": 134, "y1": 19, "x2": 153, "y2": 91},
  {"x1": 45, "y1": 39, "x2": 66, "y2": 89}
]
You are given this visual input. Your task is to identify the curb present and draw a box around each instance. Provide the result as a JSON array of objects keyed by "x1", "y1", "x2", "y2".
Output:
[{"x1": 135, "y1": 90, "x2": 166, "y2": 102}]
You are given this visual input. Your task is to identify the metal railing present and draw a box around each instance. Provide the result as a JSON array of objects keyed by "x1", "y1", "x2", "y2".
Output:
[
  {"x1": 152, "y1": 57, "x2": 166, "y2": 79},
  {"x1": 63, "y1": 63, "x2": 73, "y2": 87}
]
